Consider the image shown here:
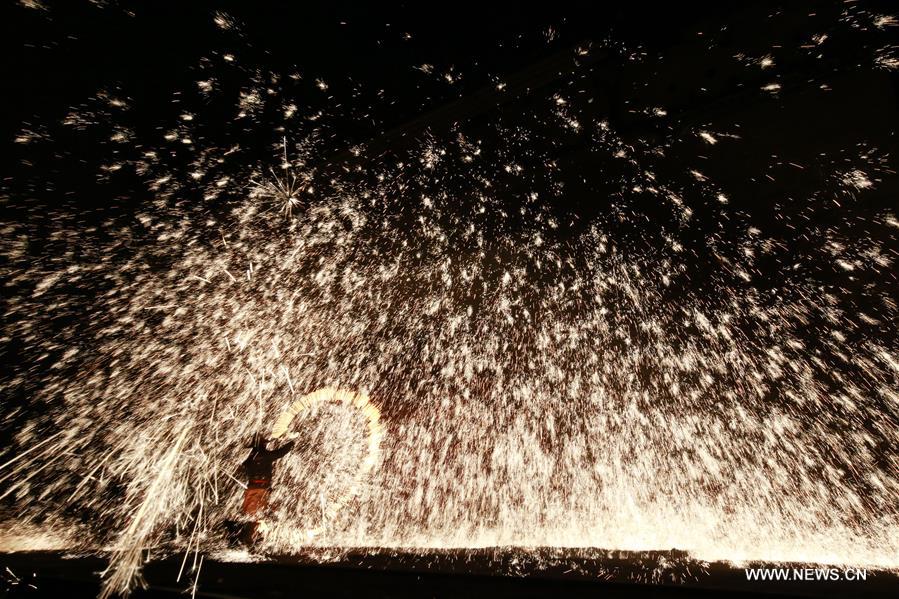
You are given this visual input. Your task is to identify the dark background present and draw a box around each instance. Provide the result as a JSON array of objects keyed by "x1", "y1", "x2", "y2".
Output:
[{"x1": 2, "y1": 0, "x2": 896, "y2": 265}]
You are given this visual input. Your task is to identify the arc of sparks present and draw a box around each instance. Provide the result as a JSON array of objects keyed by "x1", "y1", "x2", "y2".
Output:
[{"x1": 270, "y1": 387, "x2": 384, "y2": 528}]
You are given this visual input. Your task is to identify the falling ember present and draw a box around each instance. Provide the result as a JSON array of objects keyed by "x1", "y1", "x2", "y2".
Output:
[
  {"x1": 1, "y1": 2, "x2": 899, "y2": 597},
  {"x1": 698, "y1": 131, "x2": 717, "y2": 145}
]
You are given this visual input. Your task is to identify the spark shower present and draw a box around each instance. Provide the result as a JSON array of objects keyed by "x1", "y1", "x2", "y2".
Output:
[{"x1": 0, "y1": 1, "x2": 897, "y2": 597}]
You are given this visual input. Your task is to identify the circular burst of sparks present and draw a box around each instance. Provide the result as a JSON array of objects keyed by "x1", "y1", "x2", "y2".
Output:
[{"x1": 269, "y1": 387, "x2": 383, "y2": 535}]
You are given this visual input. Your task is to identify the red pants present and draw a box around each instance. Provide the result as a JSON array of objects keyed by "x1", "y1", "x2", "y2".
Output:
[{"x1": 242, "y1": 482, "x2": 270, "y2": 516}]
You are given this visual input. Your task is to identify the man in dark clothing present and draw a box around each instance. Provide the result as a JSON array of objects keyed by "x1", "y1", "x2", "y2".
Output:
[{"x1": 238, "y1": 433, "x2": 294, "y2": 544}]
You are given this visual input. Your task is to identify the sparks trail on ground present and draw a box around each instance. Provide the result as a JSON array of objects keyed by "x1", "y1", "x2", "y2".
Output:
[{"x1": 1, "y1": 1, "x2": 898, "y2": 597}]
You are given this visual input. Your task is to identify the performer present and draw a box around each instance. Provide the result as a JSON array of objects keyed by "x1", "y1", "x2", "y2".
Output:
[{"x1": 238, "y1": 433, "x2": 294, "y2": 544}]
